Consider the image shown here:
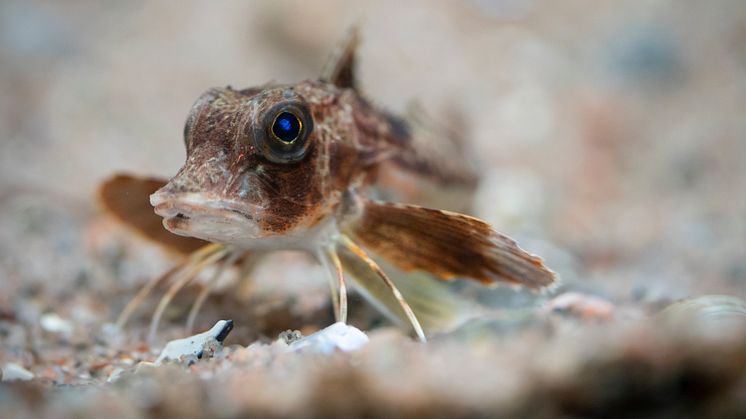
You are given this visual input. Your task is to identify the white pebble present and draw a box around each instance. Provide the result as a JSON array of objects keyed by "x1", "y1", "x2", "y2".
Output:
[
  {"x1": 1, "y1": 363, "x2": 34, "y2": 382},
  {"x1": 40, "y1": 312, "x2": 73, "y2": 335},
  {"x1": 289, "y1": 322, "x2": 369, "y2": 354}
]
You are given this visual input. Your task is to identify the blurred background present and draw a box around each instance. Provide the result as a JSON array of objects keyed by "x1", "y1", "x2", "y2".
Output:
[
  {"x1": 1, "y1": 0, "x2": 743, "y2": 308},
  {"x1": 1, "y1": 0, "x2": 745, "y2": 416}
]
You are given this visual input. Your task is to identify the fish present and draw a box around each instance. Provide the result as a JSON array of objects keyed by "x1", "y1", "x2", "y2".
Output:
[{"x1": 99, "y1": 29, "x2": 557, "y2": 342}]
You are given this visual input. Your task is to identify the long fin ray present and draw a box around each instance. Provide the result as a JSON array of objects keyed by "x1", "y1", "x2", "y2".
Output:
[
  {"x1": 116, "y1": 243, "x2": 224, "y2": 329},
  {"x1": 339, "y1": 235, "x2": 426, "y2": 342},
  {"x1": 148, "y1": 246, "x2": 230, "y2": 342}
]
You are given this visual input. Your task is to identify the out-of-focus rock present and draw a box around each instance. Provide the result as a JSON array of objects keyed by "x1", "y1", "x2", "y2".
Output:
[
  {"x1": 544, "y1": 292, "x2": 615, "y2": 321},
  {"x1": 288, "y1": 322, "x2": 369, "y2": 354},
  {"x1": 39, "y1": 312, "x2": 73, "y2": 336},
  {"x1": 657, "y1": 295, "x2": 746, "y2": 335},
  {"x1": 1, "y1": 363, "x2": 34, "y2": 381}
]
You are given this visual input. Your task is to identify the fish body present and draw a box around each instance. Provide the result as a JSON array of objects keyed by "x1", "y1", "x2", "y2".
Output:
[{"x1": 101, "y1": 30, "x2": 556, "y2": 341}]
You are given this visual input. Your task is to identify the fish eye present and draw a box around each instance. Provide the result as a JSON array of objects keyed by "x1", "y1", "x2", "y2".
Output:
[
  {"x1": 183, "y1": 119, "x2": 192, "y2": 149},
  {"x1": 271, "y1": 111, "x2": 302, "y2": 144},
  {"x1": 255, "y1": 101, "x2": 314, "y2": 164}
]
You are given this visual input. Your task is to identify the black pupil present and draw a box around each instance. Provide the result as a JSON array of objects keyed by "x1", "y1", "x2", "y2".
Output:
[{"x1": 272, "y1": 111, "x2": 301, "y2": 143}]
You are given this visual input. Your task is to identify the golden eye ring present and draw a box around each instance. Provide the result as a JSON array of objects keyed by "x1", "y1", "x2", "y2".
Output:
[{"x1": 254, "y1": 101, "x2": 314, "y2": 164}]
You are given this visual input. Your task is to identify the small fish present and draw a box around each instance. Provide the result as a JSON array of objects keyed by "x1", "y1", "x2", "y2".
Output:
[{"x1": 100, "y1": 30, "x2": 556, "y2": 342}]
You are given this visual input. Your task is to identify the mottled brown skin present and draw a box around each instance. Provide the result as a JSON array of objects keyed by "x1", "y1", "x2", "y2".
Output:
[
  {"x1": 150, "y1": 75, "x2": 476, "y2": 242},
  {"x1": 114, "y1": 31, "x2": 555, "y2": 293}
]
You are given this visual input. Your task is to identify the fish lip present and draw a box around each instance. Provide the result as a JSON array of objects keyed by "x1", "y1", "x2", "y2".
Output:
[{"x1": 150, "y1": 192, "x2": 260, "y2": 222}]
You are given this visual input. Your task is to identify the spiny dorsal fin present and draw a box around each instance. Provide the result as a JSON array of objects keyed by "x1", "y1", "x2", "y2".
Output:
[
  {"x1": 320, "y1": 27, "x2": 360, "y2": 90},
  {"x1": 344, "y1": 198, "x2": 557, "y2": 289},
  {"x1": 385, "y1": 102, "x2": 479, "y2": 188}
]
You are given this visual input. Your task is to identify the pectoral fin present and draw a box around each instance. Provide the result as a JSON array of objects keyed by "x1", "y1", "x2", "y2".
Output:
[
  {"x1": 98, "y1": 174, "x2": 209, "y2": 255},
  {"x1": 345, "y1": 199, "x2": 557, "y2": 289}
]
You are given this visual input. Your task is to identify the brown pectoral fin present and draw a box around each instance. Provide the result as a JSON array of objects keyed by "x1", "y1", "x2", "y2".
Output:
[
  {"x1": 345, "y1": 199, "x2": 557, "y2": 289},
  {"x1": 98, "y1": 174, "x2": 208, "y2": 255}
]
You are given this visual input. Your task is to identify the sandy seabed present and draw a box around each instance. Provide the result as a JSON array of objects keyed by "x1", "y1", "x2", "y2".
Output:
[{"x1": 1, "y1": 1, "x2": 745, "y2": 417}]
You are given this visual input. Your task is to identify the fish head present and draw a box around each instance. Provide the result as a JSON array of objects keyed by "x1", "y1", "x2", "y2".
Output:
[{"x1": 150, "y1": 82, "x2": 367, "y2": 247}]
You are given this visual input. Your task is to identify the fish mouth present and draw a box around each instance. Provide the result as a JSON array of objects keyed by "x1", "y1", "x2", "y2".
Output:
[{"x1": 150, "y1": 191, "x2": 263, "y2": 240}]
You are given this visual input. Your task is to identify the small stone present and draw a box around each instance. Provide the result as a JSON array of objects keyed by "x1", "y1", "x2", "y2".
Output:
[
  {"x1": 544, "y1": 292, "x2": 614, "y2": 321},
  {"x1": 40, "y1": 312, "x2": 73, "y2": 335},
  {"x1": 278, "y1": 329, "x2": 304, "y2": 344},
  {"x1": 1, "y1": 363, "x2": 35, "y2": 382},
  {"x1": 288, "y1": 322, "x2": 369, "y2": 354}
]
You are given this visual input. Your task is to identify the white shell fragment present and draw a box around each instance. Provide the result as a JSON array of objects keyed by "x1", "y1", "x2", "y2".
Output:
[
  {"x1": 658, "y1": 295, "x2": 746, "y2": 333},
  {"x1": 155, "y1": 320, "x2": 233, "y2": 364},
  {"x1": 40, "y1": 312, "x2": 73, "y2": 335},
  {"x1": 288, "y1": 322, "x2": 369, "y2": 354},
  {"x1": 1, "y1": 363, "x2": 35, "y2": 382}
]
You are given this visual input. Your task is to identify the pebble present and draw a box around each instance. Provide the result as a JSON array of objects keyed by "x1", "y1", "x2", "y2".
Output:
[
  {"x1": 544, "y1": 292, "x2": 615, "y2": 320},
  {"x1": 1, "y1": 363, "x2": 35, "y2": 382},
  {"x1": 40, "y1": 312, "x2": 73, "y2": 335},
  {"x1": 288, "y1": 322, "x2": 369, "y2": 354}
]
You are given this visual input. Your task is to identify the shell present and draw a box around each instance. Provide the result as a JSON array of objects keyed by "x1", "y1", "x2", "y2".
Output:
[{"x1": 657, "y1": 295, "x2": 746, "y2": 332}]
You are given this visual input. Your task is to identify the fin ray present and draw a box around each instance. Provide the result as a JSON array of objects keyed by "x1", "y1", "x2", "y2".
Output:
[{"x1": 345, "y1": 199, "x2": 557, "y2": 289}]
